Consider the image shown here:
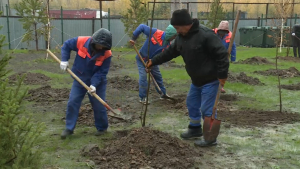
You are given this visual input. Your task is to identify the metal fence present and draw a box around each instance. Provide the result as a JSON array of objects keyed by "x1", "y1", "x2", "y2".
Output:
[{"x1": 1, "y1": 16, "x2": 300, "y2": 50}]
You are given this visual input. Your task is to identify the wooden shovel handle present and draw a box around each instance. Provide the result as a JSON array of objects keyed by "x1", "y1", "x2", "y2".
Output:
[
  {"x1": 46, "y1": 49, "x2": 117, "y2": 115},
  {"x1": 133, "y1": 45, "x2": 163, "y2": 94},
  {"x1": 227, "y1": 10, "x2": 241, "y2": 59},
  {"x1": 212, "y1": 84, "x2": 222, "y2": 119}
]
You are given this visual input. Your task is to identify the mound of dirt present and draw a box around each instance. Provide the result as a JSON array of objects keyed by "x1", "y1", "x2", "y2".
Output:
[
  {"x1": 107, "y1": 76, "x2": 139, "y2": 91},
  {"x1": 254, "y1": 67, "x2": 300, "y2": 78},
  {"x1": 81, "y1": 127, "x2": 202, "y2": 169},
  {"x1": 26, "y1": 85, "x2": 70, "y2": 103},
  {"x1": 281, "y1": 83, "x2": 300, "y2": 90},
  {"x1": 77, "y1": 103, "x2": 139, "y2": 126},
  {"x1": 9, "y1": 72, "x2": 51, "y2": 85},
  {"x1": 218, "y1": 109, "x2": 300, "y2": 127},
  {"x1": 238, "y1": 56, "x2": 272, "y2": 65},
  {"x1": 228, "y1": 72, "x2": 264, "y2": 85},
  {"x1": 163, "y1": 60, "x2": 185, "y2": 68},
  {"x1": 220, "y1": 94, "x2": 238, "y2": 101},
  {"x1": 276, "y1": 56, "x2": 300, "y2": 62},
  {"x1": 109, "y1": 62, "x2": 123, "y2": 71}
]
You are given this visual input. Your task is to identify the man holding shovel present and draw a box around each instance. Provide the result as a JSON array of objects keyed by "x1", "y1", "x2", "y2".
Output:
[
  {"x1": 59, "y1": 28, "x2": 112, "y2": 139},
  {"x1": 129, "y1": 24, "x2": 177, "y2": 104},
  {"x1": 145, "y1": 9, "x2": 229, "y2": 147}
]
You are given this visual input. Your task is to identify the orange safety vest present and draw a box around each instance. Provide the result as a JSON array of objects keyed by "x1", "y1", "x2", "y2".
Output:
[
  {"x1": 76, "y1": 36, "x2": 112, "y2": 66},
  {"x1": 213, "y1": 28, "x2": 232, "y2": 43},
  {"x1": 151, "y1": 29, "x2": 164, "y2": 46}
]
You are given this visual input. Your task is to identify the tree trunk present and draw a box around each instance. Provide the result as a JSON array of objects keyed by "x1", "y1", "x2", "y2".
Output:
[
  {"x1": 275, "y1": 39, "x2": 282, "y2": 113},
  {"x1": 34, "y1": 22, "x2": 38, "y2": 51}
]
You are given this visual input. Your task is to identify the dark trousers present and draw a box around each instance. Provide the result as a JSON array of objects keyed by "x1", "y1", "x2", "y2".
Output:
[{"x1": 292, "y1": 36, "x2": 300, "y2": 57}]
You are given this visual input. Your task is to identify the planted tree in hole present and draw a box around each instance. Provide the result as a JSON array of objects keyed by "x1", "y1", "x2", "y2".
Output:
[
  {"x1": 205, "y1": 0, "x2": 226, "y2": 29},
  {"x1": 121, "y1": 0, "x2": 149, "y2": 47},
  {"x1": 14, "y1": 0, "x2": 50, "y2": 50},
  {"x1": 0, "y1": 11, "x2": 44, "y2": 168},
  {"x1": 269, "y1": 0, "x2": 293, "y2": 112}
]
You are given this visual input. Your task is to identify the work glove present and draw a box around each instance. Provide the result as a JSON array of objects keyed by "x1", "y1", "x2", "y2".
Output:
[
  {"x1": 88, "y1": 85, "x2": 96, "y2": 96},
  {"x1": 292, "y1": 33, "x2": 295, "y2": 36},
  {"x1": 60, "y1": 61, "x2": 69, "y2": 71},
  {"x1": 145, "y1": 59, "x2": 153, "y2": 73},
  {"x1": 129, "y1": 40, "x2": 135, "y2": 46},
  {"x1": 218, "y1": 78, "x2": 227, "y2": 87}
]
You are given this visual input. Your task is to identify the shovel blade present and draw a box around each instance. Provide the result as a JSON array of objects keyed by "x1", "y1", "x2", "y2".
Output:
[
  {"x1": 203, "y1": 116, "x2": 221, "y2": 142},
  {"x1": 107, "y1": 109, "x2": 128, "y2": 120}
]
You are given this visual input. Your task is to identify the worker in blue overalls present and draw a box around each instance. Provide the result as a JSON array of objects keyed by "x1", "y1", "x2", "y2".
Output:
[
  {"x1": 129, "y1": 24, "x2": 177, "y2": 104},
  {"x1": 59, "y1": 28, "x2": 112, "y2": 139},
  {"x1": 213, "y1": 20, "x2": 236, "y2": 93}
]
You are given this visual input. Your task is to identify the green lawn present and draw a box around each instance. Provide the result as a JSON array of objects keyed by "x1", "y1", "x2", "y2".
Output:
[{"x1": 6, "y1": 47, "x2": 300, "y2": 169}]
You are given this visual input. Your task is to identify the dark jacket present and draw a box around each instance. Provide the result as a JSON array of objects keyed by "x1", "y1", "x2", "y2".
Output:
[
  {"x1": 292, "y1": 24, "x2": 300, "y2": 38},
  {"x1": 151, "y1": 19, "x2": 229, "y2": 87}
]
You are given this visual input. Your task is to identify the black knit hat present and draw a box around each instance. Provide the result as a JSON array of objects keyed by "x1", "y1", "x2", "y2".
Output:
[{"x1": 170, "y1": 9, "x2": 193, "y2": 26}]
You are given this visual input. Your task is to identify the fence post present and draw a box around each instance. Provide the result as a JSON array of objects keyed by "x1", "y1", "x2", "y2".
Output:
[
  {"x1": 92, "y1": 17, "x2": 95, "y2": 33},
  {"x1": 61, "y1": 6, "x2": 64, "y2": 44},
  {"x1": 108, "y1": 8, "x2": 110, "y2": 31},
  {"x1": 295, "y1": 14, "x2": 297, "y2": 24},
  {"x1": 261, "y1": 14, "x2": 263, "y2": 27},
  {"x1": 6, "y1": 4, "x2": 11, "y2": 50},
  {"x1": 257, "y1": 17, "x2": 261, "y2": 27}
]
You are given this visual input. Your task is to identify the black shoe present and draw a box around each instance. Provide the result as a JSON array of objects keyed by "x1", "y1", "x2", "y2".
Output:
[
  {"x1": 180, "y1": 125, "x2": 203, "y2": 139},
  {"x1": 194, "y1": 139, "x2": 217, "y2": 147},
  {"x1": 95, "y1": 130, "x2": 107, "y2": 136},
  {"x1": 61, "y1": 129, "x2": 73, "y2": 139}
]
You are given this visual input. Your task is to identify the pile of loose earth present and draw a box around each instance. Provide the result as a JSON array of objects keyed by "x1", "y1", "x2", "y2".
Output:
[
  {"x1": 281, "y1": 83, "x2": 300, "y2": 91},
  {"x1": 107, "y1": 76, "x2": 139, "y2": 91},
  {"x1": 276, "y1": 56, "x2": 300, "y2": 62},
  {"x1": 228, "y1": 72, "x2": 264, "y2": 85},
  {"x1": 9, "y1": 72, "x2": 51, "y2": 85},
  {"x1": 238, "y1": 56, "x2": 272, "y2": 65},
  {"x1": 254, "y1": 67, "x2": 300, "y2": 78},
  {"x1": 218, "y1": 109, "x2": 300, "y2": 127},
  {"x1": 81, "y1": 127, "x2": 202, "y2": 169},
  {"x1": 77, "y1": 103, "x2": 139, "y2": 126},
  {"x1": 26, "y1": 85, "x2": 70, "y2": 103}
]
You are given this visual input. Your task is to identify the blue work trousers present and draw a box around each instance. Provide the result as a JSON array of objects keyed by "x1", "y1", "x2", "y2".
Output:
[
  {"x1": 186, "y1": 80, "x2": 220, "y2": 126},
  {"x1": 136, "y1": 55, "x2": 166, "y2": 99},
  {"x1": 65, "y1": 80, "x2": 108, "y2": 131}
]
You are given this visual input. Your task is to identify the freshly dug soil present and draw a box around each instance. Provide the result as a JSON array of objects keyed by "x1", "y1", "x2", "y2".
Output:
[
  {"x1": 77, "y1": 103, "x2": 139, "y2": 126},
  {"x1": 8, "y1": 72, "x2": 51, "y2": 85},
  {"x1": 26, "y1": 85, "x2": 70, "y2": 103},
  {"x1": 81, "y1": 127, "x2": 202, "y2": 169},
  {"x1": 276, "y1": 56, "x2": 300, "y2": 62},
  {"x1": 238, "y1": 56, "x2": 272, "y2": 65},
  {"x1": 254, "y1": 67, "x2": 300, "y2": 78},
  {"x1": 228, "y1": 72, "x2": 264, "y2": 85},
  {"x1": 218, "y1": 109, "x2": 300, "y2": 127},
  {"x1": 281, "y1": 83, "x2": 300, "y2": 91},
  {"x1": 107, "y1": 76, "x2": 139, "y2": 91}
]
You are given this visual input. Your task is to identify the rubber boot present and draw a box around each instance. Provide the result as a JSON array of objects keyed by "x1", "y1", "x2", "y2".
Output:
[
  {"x1": 180, "y1": 125, "x2": 203, "y2": 139},
  {"x1": 194, "y1": 139, "x2": 217, "y2": 147},
  {"x1": 61, "y1": 129, "x2": 73, "y2": 139}
]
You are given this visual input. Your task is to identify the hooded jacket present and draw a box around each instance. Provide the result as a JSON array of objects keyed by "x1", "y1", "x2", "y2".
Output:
[
  {"x1": 132, "y1": 24, "x2": 176, "y2": 59},
  {"x1": 151, "y1": 19, "x2": 229, "y2": 87},
  {"x1": 61, "y1": 29, "x2": 112, "y2": 87}
]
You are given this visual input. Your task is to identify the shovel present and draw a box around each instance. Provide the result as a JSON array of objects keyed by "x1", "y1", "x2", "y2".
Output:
[
  {"x1": 132, "y1": 44, "x2": 175, "y2": 101},
  {"x1": 202, "y1": 10, "x2": 241, "y2": 142},
  {"x1": 203, "y1": 84, "x2": 222, "y2": 142},
  {"x1": 46, "y1": 49, "x2": 127, "y2": 120}
]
